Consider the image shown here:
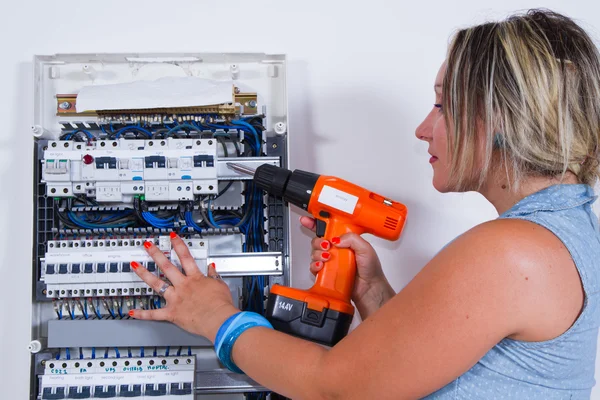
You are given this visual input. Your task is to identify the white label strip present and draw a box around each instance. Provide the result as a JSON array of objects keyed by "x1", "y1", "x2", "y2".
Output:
[
  {"x1": 41, "y1": 370, "x2": 194, "y2": 385},
  {"x1": 317, "y1": 186, "x2": 359, "y2": 215}
]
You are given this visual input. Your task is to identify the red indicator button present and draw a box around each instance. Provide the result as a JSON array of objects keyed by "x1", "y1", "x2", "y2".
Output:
[{"x1": 82, "y1": 154, "x2": 94, "y2": 165}]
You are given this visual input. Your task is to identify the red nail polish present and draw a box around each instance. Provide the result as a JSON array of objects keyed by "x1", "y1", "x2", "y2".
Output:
[
  {"x1": 143, "y1": 241, "x2": 152, "y2": 249},
  {"x1": 209, "y1": 262, "x2": 216, "y2": 268},
  {"x1": 316, "y1": 261, "x2": 323, "y2": 268},
  {"x1": 320, "y1": 242, "x2": 329, "y2": 250},
  {"x1": 170, "y1": 231, "x2": 177, "y2": 239},
  {"x1": 322, "y1": 252, "x2": 330, "y2": 260},
  {"x1": 130, "y1": 261, "x2": 140, "y2": 270},
  {"x1": 128, "y1": 310, "x2": 134, "y2": 317},
  {"x1": 331, "y1": 237, "x2": 341, "y2": 245}
]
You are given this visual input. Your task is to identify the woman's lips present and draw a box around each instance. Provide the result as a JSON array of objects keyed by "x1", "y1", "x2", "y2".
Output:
[{"x1": 429, "y1": 156, "x2": 438, "y2": 163}]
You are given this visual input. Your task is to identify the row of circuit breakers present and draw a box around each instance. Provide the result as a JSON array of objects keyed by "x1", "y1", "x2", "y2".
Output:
[
  {"x1": 42, "y1": 236, "x2": 208, "y2": 299},
  {"x1": 40, "y1": 356, "x2": 195, "y2": 399},
  {"x1": 43, "y1": 138, "x2": 220, "y2": 201}
]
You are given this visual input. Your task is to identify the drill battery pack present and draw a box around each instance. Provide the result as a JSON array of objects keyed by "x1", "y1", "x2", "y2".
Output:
[{"x1": 265, "y1": 293, "x2": 353, "y2": 347}]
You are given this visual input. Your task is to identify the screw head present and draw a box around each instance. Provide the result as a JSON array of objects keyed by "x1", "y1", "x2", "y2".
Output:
[
  {"x1": 248, "y1": 100, "x2": 257, "y2": 108},
  {"x1": 51, "y1": 142, "x2": 57, "y2": 148},
  {"x1": 59, "y1": 101, "x2": 72, "y2": 110}
]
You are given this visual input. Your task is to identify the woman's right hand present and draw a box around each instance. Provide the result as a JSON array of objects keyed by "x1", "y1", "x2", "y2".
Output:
[{"x1": 300, "y1": 216, "x2": 396, "y2": 319}]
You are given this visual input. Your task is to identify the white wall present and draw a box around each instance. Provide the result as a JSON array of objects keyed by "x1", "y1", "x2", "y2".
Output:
[{"x1": 1, "y1": 1, "x2": 599, "y2": 398}]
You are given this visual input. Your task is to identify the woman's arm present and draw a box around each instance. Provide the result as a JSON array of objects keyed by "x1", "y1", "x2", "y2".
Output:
[{"x1": 132, "y1": 219, "x2": 579, "y2": 399}]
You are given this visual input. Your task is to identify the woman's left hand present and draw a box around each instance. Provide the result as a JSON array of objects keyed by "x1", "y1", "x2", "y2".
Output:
[{"x1": 129, "y1": 232, "x2": 239, "y2": 343}]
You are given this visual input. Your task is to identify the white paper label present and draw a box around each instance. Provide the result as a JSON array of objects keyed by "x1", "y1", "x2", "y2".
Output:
[{"x1": 317, "y1": 186, "x2": 359, "y2": 214}]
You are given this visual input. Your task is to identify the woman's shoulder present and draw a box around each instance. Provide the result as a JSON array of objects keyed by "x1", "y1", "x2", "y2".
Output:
[{"x1": 436, "y1": 218, "x2": 583, "y2": 341}]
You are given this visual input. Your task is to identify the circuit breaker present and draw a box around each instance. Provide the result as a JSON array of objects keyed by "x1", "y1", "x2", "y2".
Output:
[{"x1": 29, "y1": 53, "x2": 290, "y2": 400}]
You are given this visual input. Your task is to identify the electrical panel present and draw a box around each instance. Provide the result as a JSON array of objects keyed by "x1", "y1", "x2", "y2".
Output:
[{"x1": 29, "y1": 53, "x2": 290, "y2": 400}]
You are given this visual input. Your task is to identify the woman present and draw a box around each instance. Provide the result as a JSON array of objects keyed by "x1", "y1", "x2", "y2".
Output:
[{"x1": 128, "y1": 9, "x2": 600, "y2": 399}]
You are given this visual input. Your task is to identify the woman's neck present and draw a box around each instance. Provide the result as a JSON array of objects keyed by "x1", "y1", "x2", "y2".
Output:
[{"x1": 480, "y1": 172, "x2": 580, "y2": 215}]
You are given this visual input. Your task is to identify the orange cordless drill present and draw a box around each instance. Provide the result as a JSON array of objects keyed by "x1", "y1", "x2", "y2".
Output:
[{"x1": 227, "y1": 163, "x2": 408, "y2": 346}]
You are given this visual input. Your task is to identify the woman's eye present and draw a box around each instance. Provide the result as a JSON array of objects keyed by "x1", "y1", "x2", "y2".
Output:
[{"x1": 434, "y1": 103, "x2": 443, "y2": 112}]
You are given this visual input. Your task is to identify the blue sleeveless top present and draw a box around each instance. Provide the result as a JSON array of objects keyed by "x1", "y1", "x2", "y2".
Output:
[{"x1": 424, "y1": 184, "x2": 600, "y2": 399}]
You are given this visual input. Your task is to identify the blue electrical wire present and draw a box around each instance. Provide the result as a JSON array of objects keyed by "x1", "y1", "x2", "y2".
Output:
[
  {"x1": 184, "y1": 211, "x2": 202, "y2": 232},
  {"x1": 187, "y1": 346, "x2": 192, "y2": 356},
  {"x1": 142, "y1": 211, "x2": 175, "y2": 229},
  {"x1": 128, "y1": 348, "x2": 132, "y2": 358},
  {"x1": 64, "y1": 129, "x2": 94, "y2": 141},
  {"x1": 56, "y1": 349, "x2": 61, "y2": 360},
  {"x1": 165, "y1": 346, "x2": 170, "y2": 357},
  {"x1": 104, "y1": 348, "x2": 109, "y2": 359},
  {"x1": 82, "y1": 299, "x2": 89, "y2": 320},
  {"x1": 140, "y1": 347, "x2": 145, "y2": 357},
  {"x1": 231, "y1": 119, "x2": 260, "y2": 150},
  {"x1": 79, "y1": 347, "x2": 84, "y2": 359},
  {"x1": 114, "y1": 348, "x2": 120, "y2": 358},
  {"x1": 66, "y1": 348, "x2": 71, "y2": 360},
  {"x1": 106, "y1": 303, "x2": 116, "y2": 319},
  {"x1": 153, "y1": 347, "x2": 157, "y2": 357},
  {"x1": 114, "y1": 126, "x2": 152, "y2": 139},
  {"x1": 165, "y1": 123, "x2": 202, "y2": 137},
  {"x1": 91, "y1": 347, "x2": 96, "y2": 359},
  {"x1": 68, "y1": 212, "x2": 133, "y2": 229},
  {"x1": 177, "y1": 347, "x2": 182, "y2": 356}
]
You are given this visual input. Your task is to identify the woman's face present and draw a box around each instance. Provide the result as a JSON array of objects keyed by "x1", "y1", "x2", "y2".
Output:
[{"x1": 415, "y1": 63, "x2": 453, "y2": 192}]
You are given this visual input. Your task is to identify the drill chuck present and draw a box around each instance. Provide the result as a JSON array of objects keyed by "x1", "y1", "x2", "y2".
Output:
[{"x1": 254, "y1": 164, "x2": 320, "y2": 210}]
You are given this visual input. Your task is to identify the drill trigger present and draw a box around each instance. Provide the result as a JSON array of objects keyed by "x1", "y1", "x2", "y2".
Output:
[
  {"x1": 316, "y1": 211, "x2": 330, "y2": 238},
  {"x1": 315, "y1": 219, "x2": 327, "y2": 238}
]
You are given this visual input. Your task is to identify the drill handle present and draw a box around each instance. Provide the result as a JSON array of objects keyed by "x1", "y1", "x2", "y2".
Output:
[{"x1": 311, "y1": 217, "x2": 363, "y2": 304}]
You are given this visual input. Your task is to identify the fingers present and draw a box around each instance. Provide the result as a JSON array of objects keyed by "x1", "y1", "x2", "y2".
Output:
[
  {"x1": 330, "y1": 233, "x2": 373, "y2": 255},
  {"x1": 143, "y1": 240, "x2": 185, "y2": 285},
  {"x1": 170, "y1": 232, "x2": 202, "y2": 277},
  {"x1": 311, "y1": 250, "x2": 331, "y2": 262},
  {"x1": 129, "y1": 308, "x2": 171, "y2": 321},
  {"x1": 309, "y1": 261, "x2": 324, "y2": 276},
  {"x1": 300, "y1": 216, "x2": 316, "y2": 232},
  {"x1": 130, "y1": 261, "x2": 175, "y2": 301},
  {"x1": 311, "y1": 237, "x2": 330, "y2": 251}
]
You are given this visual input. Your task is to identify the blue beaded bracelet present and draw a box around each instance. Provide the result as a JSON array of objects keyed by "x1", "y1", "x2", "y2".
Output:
[{"x1": 214, "y1": 311, "x2": 273, "y2": 373}]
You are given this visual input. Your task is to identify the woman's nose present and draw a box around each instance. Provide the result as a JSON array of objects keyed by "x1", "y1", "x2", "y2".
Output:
[{"x1": 415, "y1": 114, "x2": 433, "y2": 142}]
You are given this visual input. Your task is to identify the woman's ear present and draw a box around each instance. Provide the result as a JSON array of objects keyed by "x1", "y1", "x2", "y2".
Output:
[{"x1": 493, "y1": 133, "x2": 505, "y2": 149}]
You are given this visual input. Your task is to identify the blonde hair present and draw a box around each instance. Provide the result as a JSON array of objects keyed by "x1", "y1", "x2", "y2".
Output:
[{"x1": 443, "y1": 9, "x2": 600, "y2": 190}]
